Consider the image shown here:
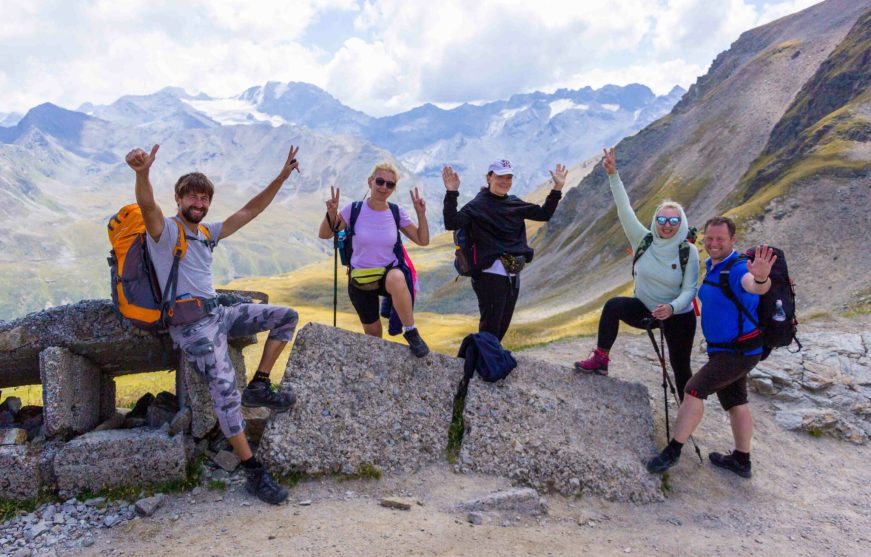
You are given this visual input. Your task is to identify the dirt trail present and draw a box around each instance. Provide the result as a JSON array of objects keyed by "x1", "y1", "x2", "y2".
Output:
[{"x1": 75, "y1": 317, "x2": 871, "y2": 557}]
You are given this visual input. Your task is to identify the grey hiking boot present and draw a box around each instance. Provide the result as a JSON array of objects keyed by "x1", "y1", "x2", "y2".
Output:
[
  {"x1": 709, "y1": 451, "x2": 752, "y2": 478},
  {"x1": 646, "y1": 446, "x2": 680, "y2": 473},
  {"x1": 242, "y1": 380, "x2": 296, "y2": 412},
  {"x1": 245, "y1": 465, "x2": 288, "y2": 505},
  {"x1": 403, "y1": 327, "x2": 430, "y2": 358}
]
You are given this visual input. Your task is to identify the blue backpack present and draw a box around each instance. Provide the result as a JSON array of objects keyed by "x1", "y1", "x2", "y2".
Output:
[{"x1": 457, "y1": 332, "x2": 517, "y2": 382}]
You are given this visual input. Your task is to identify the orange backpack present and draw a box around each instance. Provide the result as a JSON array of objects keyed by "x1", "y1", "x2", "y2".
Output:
[{"x1": 107, "y1": 204, "x2": 211, "y2": 331}]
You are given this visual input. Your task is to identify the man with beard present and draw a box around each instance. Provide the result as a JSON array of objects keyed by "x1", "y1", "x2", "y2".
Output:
[{"x1": 125, "y1": 143, "x2": 300, "y2": 504}]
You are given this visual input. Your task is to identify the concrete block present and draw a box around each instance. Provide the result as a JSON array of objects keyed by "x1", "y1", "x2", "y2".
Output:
[
  {"x1": 259, "y1": 323, "x2": 463, "y2": 476},
  {"x1": 53, "y1": 428, "x2": 187, "y2": 497},
  {"x1": 40, "y1": 347, "x2": 101, "y2": 439},
  {"x1": 182, "y1": 345, "x2": 247, "y2": 438},
  {"x1": 459, "y1": 355, "x2": 662, "y2": 503},
  {"x1": 99, "y1": 376, "x2": 117, "y2": 423},
  {"x1": 0, "y1": 445, "x2": 41, "y2": 501}
]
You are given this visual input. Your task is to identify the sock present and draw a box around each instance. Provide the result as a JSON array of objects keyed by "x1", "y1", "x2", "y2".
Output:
[
  {"x1": 249, "y1": 370, "x2": 270, "y2": 386},
  {"x1": 667, "y1": 438, "x2": 684, "y2": 457},
  {"x1": 403, "y1": 325, "x2": 417, "y2": 333},
  {"x1": 241, "y1": 456, "x2": 261, "y2": 469},
  {"x1": 732, "y1": 449, "x2": 750, "y2": 465}
]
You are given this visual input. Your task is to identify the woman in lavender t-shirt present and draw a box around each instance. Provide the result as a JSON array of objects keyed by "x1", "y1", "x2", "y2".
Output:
[{"x1": 317, "y1": 162, "x2": 431, "y2": 357}]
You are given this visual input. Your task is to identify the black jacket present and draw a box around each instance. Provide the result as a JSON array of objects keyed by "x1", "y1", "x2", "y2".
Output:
[{"x1": 443, "y1": 188, "x2": 562, "y2": 272}]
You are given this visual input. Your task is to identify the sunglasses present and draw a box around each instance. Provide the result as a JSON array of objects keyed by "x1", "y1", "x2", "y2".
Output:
[
  {"x1": 656, "y1": 216, "x2": 681, "y2": 226},
  {"x1": 374, "y1": 177, "x2": 396, "y2": 189}
]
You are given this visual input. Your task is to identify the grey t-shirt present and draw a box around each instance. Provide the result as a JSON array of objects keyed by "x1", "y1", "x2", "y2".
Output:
[{"x1": 146, "y1": 217, "x2": 223, "y2": 299}]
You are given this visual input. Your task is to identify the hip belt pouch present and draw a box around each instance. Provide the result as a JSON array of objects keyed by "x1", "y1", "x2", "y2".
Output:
[
  {"x1": 499, "y1": 254, "x2": 526, "y2": 274},
  {"x1": 350, "y1": 267, "x2": 387, "y2": 291},
  {"x1": 167, "y1": 297, "x2": 214, "y2": 326}
]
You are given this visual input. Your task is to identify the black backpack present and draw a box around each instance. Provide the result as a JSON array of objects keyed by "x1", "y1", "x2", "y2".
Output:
[
  {"x1": 453, "y1": 227, "x2": 476, "y2": 277},
  {"x1": 704, "y1": 247, "x2": 802, "y2": 360},
  {"x1": 457, "y1": 332, "x2": 517, "y2": 382},
  {"x1": 338, "y1": 201, "x2": 404, "y2": 269},
  {"x1": 632, "y1": 226, "x2": 697, "y2": 278}
]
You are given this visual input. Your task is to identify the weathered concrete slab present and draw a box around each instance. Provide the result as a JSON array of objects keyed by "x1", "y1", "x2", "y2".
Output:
[
  {"x1": 459, "y1": 355, "x2": 662, "y2": 503},
  {"x1": 40, "y1": 347, "x2": 102, "y2": 439},
  {"x1": 53, "y1": 428, "x2": 187, "y2": 497},
  {"x1": 259, "y1": 323, "x2": 464, "y2": 476},
  {"x1": 0, "y1": 298, "x2": 257, "y2": 388},
  {"x1": 99, "y1": 375, "x2": 117, "y2": 423},
  {"x1": 0, "y1": 445, "x2": 41, "y2": 501},
  {"x1": 182, "y1": 345, "x2": 247, "y2": 438}
]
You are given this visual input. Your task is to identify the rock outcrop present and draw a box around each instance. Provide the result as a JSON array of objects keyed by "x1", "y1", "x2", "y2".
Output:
[
  {"x1": 260, "y1": 323, "x2": 661, "y2": 503},
  {"x1": 459, "y1": 355, "x2": 662, "y2": 503},
  {"x1": 749, "y1": 330, "x2": 871, "y2": 444},
  {"x1": 259, "y1": 323, "x2": 464, "y2": 476}
]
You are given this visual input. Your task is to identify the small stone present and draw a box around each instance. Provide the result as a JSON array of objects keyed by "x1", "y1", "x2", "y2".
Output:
[
  {"x1": 134, "y1": 494, "x2": 165, "y2": 517},
  {"x1": 103, "y1": 514, "x2": 122, "y2": 528},
  {"x1": 467, "y1": 512, "x2": 484, "y2": 525},
  {"x1": 299, "y1": 500, "x2": 312, "y2": 506},
  {"x1": 0, "y1": 428, "x2": 28, "y2": 445},
  {"x1": 82, "y1": 536, "x2": 95, "y2": 547},
  {"x1": 13, "y1": 548, "x2": 32, "y2": 557},
  {"x1": 84, "y1": 497, "x2": 106, "y2": 507},
  {"x1": 380, "y1": 497, "x2": 414, "y2": 510},
  {"x1": 211, "y1": 450, "x2": 241, "y2": 472},
  {"x1": 171, "y1": 514, "x2": 180, "y2": 521}
]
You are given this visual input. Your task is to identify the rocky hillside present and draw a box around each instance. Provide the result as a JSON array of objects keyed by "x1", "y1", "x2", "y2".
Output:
[{"x1": 517, "y1": 0, "x2": 871, "y2": 325}]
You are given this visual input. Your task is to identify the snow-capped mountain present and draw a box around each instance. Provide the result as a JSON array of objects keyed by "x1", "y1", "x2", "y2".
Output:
[{"x1": 0, "y1": 80, "x2": 683, "y2": 318}]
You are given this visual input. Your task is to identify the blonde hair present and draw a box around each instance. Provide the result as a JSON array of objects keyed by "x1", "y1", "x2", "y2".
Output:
[
  {"x1": 654, "y1": 199, "x2": 683, "y2": 215},
  {"x1": 369, "y1": 162, "x2": 400, "y2": 183}
]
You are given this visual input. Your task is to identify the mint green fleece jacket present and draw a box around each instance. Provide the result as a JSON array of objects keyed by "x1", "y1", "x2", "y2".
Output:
[{"x1": 609, "y1": 173, "x2": 699, "y2": 313}]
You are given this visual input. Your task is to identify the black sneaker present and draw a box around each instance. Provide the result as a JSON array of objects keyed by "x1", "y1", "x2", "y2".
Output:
[
  {"x1": 646, "y1": 447, "x2": 680, "y2": 473},
  {"x1": 245, "y1": 465, "x2": 288, "y2": 505},
  {"x1": 403, "y1": 328, "x2": 430, "y2": 358},
  {"x1": 709, "y1": 451, "x2": 752, "y2": 478},
  {"x1": 242, "y1": 381, "x2": 296, "y2": 412}
]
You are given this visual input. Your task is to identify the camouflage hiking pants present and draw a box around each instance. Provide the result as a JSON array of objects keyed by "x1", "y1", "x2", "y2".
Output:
[{"x1": 169, "y1": 303, "x2": 299, "y2": 437}]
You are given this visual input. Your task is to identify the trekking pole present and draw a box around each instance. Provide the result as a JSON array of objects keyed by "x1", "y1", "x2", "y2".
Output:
[
  {"x1": 644, "y1": 318, "x2": 703, "y2": 463},
  {"x1": 332, "y1": 232, "x2": 338, "y2": 327}
]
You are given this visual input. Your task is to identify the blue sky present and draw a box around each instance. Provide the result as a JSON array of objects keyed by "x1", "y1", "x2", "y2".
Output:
[{"x1": 0, "y1": 0, "x2": 821, "y2": 117}]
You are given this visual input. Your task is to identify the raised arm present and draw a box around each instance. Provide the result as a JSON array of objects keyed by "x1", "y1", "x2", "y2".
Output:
[
  {"x1": 521, "y1": 163, "x2": 566, "y2": 221},
  {"x1": 318, "y1": 186, "x2": 346, "y2": 239},
  {"x1": 740, "y1": 245, "x2": 776, "y2": 295},
  {"x1": 604, "y1": 147, "x2": 648, "y2": 247},
  {"x1": 442, "y1": 165, "x2": 473, "y2": 230},
  {"x1": 126, "y1": 145, "x2": 165, "y2": 241},
  {"x1": 400, "y1": 187, "x2": 430, "y2": 246},
  {"x1": 221, "y1": 145, "x2": 300, "y2": 240}
]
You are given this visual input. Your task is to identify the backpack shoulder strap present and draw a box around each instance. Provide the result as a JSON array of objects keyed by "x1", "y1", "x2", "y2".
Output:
[
  {"x1": 388, "y1": 202, "x2": 406, "y2": 266},
  {"x1": 631, "y1": 233, "x2": 654, "y2": 277},
  {"x1": 678, "y1": 240, "x2": 690, "y2": 276},
  {"x1": 707, "y1": 255, "x2": 759, "y2": 329},
  {"x1": 348, "y1": 201, "x2": 364, "y2": 237}
]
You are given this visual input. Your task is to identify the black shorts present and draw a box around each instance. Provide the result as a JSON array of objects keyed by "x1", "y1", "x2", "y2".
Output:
[
  {"x1": 684, "y1": 352, "x2": 761, "y2": 410},
  {"x1": 347, "y1": 276, "x2": 389, "y2": 325}
]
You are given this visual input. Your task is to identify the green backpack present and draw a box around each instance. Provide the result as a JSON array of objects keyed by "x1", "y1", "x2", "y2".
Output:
[{"x1": 631, "y1": 226, "x2": 697, "y2": 277}]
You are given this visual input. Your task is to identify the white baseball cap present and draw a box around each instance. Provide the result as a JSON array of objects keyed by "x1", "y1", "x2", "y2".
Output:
[{"x1": 488, "y1": 159, "x2": 514, "y2": 176}]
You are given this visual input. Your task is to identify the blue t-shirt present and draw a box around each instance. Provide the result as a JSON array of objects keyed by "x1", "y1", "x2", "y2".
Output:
[{"x1": 699, "y1": 251, "x2": 761, "y2": 355}]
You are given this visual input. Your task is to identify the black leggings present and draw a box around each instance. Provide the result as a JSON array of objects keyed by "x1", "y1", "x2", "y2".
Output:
[
  {"x1": 597, "y1": 296, "x2": 696, "y2": 397},
  {"x1": 471, "y1": 273, "x2": 520, "y2": 342}
]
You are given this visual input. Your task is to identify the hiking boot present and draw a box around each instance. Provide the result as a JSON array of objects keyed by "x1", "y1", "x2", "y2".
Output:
[
  {"x1": 403, "y1": 328, "x2": 430, "y2": 358},
  {"x1": 574, "y1": 348, "x2": 609, "y2": 376},
  {"x1": 242, "y1": 380, "x2": 296, "y2": 412},
  {"x1": 245, "y1": 465, "x2": 288, "y2": 505},
  {"x1": 709, "y1": 451, "x2": 752, "y2": 478},
  {"x1": 646, "y1": 447, "x2": 680, "y2": 474}
]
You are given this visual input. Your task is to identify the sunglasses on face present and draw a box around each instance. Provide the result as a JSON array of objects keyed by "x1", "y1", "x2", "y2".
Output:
[
  {"x1": 656, "y1": 216, "x2": 681, "y2": 226},
  {"x1": 374, "y1": 177, "x2": 396, "y2": 189}
]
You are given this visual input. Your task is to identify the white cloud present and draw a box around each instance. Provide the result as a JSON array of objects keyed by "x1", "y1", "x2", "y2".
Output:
[{"x1": 0, "y1": 0, "x2": 825, "y2": 117}]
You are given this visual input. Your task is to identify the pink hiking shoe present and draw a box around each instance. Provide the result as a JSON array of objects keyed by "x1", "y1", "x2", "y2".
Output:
[{"x1": 574, "y1": 348, "x2": 610, "y2": 376}]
